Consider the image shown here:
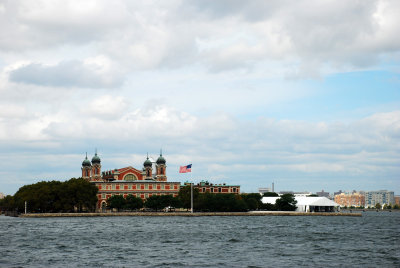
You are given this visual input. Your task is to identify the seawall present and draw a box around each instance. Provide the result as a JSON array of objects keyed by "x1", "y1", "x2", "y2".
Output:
[{"x1": 19, "y1": 211, "x2": 362, "y2": 217}]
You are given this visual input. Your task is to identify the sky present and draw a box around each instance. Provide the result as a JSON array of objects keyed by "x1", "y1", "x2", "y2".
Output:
[{"x1": 0, "y1": 0, "x2": 399, "y2": 195}]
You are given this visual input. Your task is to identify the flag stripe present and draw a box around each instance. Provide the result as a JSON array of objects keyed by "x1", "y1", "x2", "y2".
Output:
[{"x1": 179, "y1": 164, "x2": 192, "y2": 173}]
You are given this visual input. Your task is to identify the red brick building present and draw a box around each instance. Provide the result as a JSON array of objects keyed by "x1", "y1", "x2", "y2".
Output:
[
  {"x1": 185, "y1": 180, "x2": 240, "y2": 194},
  {"x1": 81, "y1": 152, "x2": 180, "y2": 211},
  {"x1": 334, "y1": 192, "x2": 365, "y2": 207}
]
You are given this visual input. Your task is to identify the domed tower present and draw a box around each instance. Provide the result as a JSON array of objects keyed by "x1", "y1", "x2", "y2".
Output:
[
  {"x1": 91, "y1": 150, "x2": 102, "y2": 181},
  {"x1": 81, "y1": 153, "x2": 92, "y2": 180},
  {"x1": 143, "y1": 154, "x2": 153, "y2": 179},
  {"x1": 156, "y1": 150, "x2": 167, "y2": 182}
]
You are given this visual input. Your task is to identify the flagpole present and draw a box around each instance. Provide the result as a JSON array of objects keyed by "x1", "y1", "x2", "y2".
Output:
[{"x1": 190, "y1": 163, "x2": 193, "y2": 213}]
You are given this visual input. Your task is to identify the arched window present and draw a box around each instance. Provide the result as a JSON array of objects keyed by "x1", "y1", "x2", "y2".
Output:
[{"x1": 124, "y1": 174, "x2": 137, "y2": 181}]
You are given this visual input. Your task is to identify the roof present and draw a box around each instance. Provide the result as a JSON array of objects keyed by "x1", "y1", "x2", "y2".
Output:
[
  {"x1": 262, "y1": 196, "x2": 339, "y2": 207},
  {"x1": 296, "y1": 197, "x2": 339, "y2": 206},
  {"x1": 262, "y1": 197, "x2": 279, "y2": 204}
]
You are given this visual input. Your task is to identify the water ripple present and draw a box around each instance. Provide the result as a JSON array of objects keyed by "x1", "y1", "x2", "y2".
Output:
[{"x1": 0, "y1": 212, "x2": 399, "y2": 267}]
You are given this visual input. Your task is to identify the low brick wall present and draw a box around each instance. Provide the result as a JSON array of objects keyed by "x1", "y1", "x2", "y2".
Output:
[{"x1": 19, "y1": 211, "x2": 362, "y2": 217}]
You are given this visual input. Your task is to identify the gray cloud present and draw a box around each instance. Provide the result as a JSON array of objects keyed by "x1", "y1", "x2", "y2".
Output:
[
  {"x1": 0, "y1": 0, "x2": 399, "y2": 195},
  {"x1": 2, "y1": 1, "x2": 399, "y2": 75},
  {"x1": 9, "y1": 60, "x2": 123, "y2": 88},
  {"x1": 0, "y1": 107, "x2": 399, "y2": 194}
]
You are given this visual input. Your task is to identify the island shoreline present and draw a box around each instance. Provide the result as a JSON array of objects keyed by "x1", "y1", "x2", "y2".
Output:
[{"x1": 18, "y1": 212, "x2": 362, "y2": 217}]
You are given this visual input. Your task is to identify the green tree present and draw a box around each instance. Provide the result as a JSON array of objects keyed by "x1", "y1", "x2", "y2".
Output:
[
  {"x1": 261, "y1": 202, "x2": 276, "y2": 211},
  {"x1": 64, "y1": 178, "x2": 98, "y2": 212},
  {"x1": 241, "y1": 193, "x2": 263, "y2": 210},
  {"x1": 275, "y1": 194, "x2": 297, "y2": 211},
  {"x1": 124, "y1": 194, "x2": 143, "y2": 210},
  {"x1": 144, "y1": 195, "x2": 163, "y2": 211},
  {"x1": 12, "y1": 178, "x2": 98, "y2": 213},
  {"x1": 196, "y1": 193, "x2": 247, "y2": 212},
  {"x1": 107, "y1": 195, "x2": 126, "y2": 212},
  {"x1": 0, "y1": 195, "x2": 15, "y2": 212},
  {"x1": 14, "y1": 181, "x2": 63, "y2": 213},
  {"x1": 178, "y1": 185, "x2": 200, "y2": 210},
  {"x1": 263, "y1": 192, "x2": 279, "y2": 197},
  {"x1": 375, "y1": 203, "x2": 382, "y2": 210}
]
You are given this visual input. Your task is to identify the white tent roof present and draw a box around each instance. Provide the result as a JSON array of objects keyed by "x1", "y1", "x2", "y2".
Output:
[
  {"x1": 296, "y1": 197, "x2": 339, "y2": 207},
  {"x1": 261, "y1": 197, "x2": 279, "y2": 204},
  {"x1": 262, "y1": 196, "x2": 339, "y2": 207}
]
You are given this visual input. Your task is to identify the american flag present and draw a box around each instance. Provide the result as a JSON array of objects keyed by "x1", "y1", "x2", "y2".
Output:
[{"x1": 179, "y1": 164, "x2": 192, "y2": 173}]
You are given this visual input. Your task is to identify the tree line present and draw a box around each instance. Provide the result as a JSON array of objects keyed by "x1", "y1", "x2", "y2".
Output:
[
  {"x1": 0, "y1": 178, "x2": 98, "y2": 213},
  {"x1": 107, "y1": 186, "x2": 298, "y2": 212},
  {"x1": 0, "y1": 180, "x2": 299, "y2": 213}
]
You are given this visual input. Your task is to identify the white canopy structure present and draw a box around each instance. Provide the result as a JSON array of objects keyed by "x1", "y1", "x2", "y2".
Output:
[{"x1": 261, "y1": 196, "x2": 340, "y2": 212}]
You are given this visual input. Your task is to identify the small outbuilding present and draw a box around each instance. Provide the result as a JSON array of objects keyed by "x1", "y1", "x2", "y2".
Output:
[{"x1": 261, "y1": 196, "x2": 340, "y2": 212}]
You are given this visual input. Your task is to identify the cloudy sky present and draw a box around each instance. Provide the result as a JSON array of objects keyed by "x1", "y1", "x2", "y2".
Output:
[{"x1": 0, "y1": 0, "x2": 399, "y2": 195}]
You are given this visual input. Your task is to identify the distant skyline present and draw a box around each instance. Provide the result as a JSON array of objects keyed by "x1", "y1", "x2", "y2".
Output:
[{"x1": 0, "y1": 0, "x2": 399, "y2": 195}]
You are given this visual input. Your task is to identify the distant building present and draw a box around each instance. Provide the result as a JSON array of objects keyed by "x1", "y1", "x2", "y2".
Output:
[
  {"x1": 395, "y1": 196, "x2": 400, "y2": 206},
  {"x1": 334, "y1": 190, "x2": 344, "y2": 196},
  {"x1": 316, "y1": 190, "x2": 330, "y2": 198},
  {"x1": 258, "y1": 187, "x2": 271, "y2": 195},
  {"x1": 279, "y1": 191, "x2": 312, "y2": 197},
  {"x1": 334, "y1": 192, "x2": 365, "y2": 207},
  {"x1": 364, "y1": 190, "x2": 395, "y2": 208},
  {"x1": 187, "y1": 180, "x2": 240, "y2": 194}
]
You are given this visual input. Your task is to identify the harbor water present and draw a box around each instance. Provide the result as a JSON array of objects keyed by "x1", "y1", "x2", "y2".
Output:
[{"x1": 1, "y1": 211, "x2": 399, "y2": 267}]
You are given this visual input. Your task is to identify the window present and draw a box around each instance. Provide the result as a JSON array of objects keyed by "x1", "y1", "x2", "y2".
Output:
[
  {"x1": 112, "y1": 184, "x2": 116, "y2": 190},
  {"x1": 218, "y1": 188, "x2": 221, "y2": 193},
  {"x1": 124, "y1": 174, "x2": 137, "y2": 181}
]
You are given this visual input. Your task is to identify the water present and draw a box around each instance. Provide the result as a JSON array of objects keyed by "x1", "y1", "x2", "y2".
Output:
[{"x1": 1, "y1": 212, "x2": 399, "y2": 267}]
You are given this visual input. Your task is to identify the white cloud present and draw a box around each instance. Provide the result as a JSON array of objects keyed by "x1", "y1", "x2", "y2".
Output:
[
  {"x1": 0, "y1": 1, "x2": 399, "y2": 195},
  {"x1": 1, "y1": 0, "x2": 399, "y2": 76},
  {"x1": 9, "y1": 59, "x2": 123, "y2": 88},
  {"x1": 85, "y1": 95, "x2": 129, "y2": 119}
]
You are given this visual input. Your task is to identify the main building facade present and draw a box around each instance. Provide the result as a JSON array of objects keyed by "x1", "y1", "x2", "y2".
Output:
[{"x1": 81, "y1": 152, "x2": 180, "y2": 211}]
